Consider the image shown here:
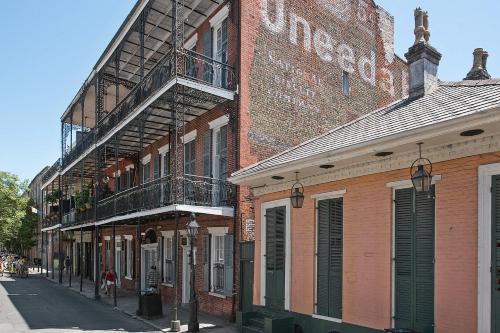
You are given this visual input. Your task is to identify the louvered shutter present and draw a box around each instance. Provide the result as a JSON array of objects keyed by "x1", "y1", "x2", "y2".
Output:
[
  {"x1": 395, "y1": 188, "x2": 413, "y2": 329},
  {"x1": 153, "y1": 155, "x2": 160, "y2": 180},
  {"x1": 316, "y1": 200, "x2": 330, "y2": 316},
  {"x1": 395, "y1": 187, "x2": 435, "y2": 333},
  {"x1": 224, "y1": 234, "x2": 234, "y2": 296},
  {"x1": 265, "y1": 206, "x2": 286, "y2": 310},
  {"x1": 316, "y1": 198, "x2": 343, "y2": 318},
  {"x1": 203, "y1": 234, "x2": 210, "y2": 291},
  {"x1": 219, "y1": 125, "x2": 228, "y2": 180},
  {"x1": 203, "y1": 131, "x2": 212, "y2": 177},
  {"x1": 202, "y1": 29, "x2": 212, "y2": 82},
  {"x1": 493, "y1": 175, "x2": 500, "y2": 332}
]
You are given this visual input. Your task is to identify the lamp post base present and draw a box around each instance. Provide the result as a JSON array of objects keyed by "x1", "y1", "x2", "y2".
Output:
[
  {"x1": 188, "y1": 322, "x2": 199, "y2": 332},
  {"x1": 170, "y1": 320, "x2": 180, "y2": 332}
]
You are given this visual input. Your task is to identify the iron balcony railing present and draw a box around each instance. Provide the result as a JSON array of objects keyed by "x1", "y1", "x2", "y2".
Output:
[
  {"x1": 97, "y1": 175, "x2": 235, "y2": 221},
  {"x1": 62, "y1": 130, "x2": 95, "y2": 169},
  {"x1": 41, "y1": 214, "x2": 60, "y2": 229},
  {"x1": 43, "y1": 159, "x2": 61, "y2": 183},
  {"x1": 62, "y1": 206, "x2": 95, "y2": 226}
]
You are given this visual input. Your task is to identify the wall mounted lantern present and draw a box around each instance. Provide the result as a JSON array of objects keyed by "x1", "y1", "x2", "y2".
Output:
[
  {"x1": 410, "y1": 143, "x2": 433, "y2": 193},
  {"x1": 290, "y1": 172, "x2": 305, "y2": 209}
]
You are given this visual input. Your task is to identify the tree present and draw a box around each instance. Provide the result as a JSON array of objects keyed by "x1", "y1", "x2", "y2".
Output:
[{"x1": 0, "y1": 171, "x2": 36, "y2": 254}]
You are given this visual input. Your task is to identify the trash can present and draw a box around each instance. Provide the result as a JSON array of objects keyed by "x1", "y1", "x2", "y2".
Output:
[{"x1": 139, "y1": 293, "x2": 162, "y2": 319}]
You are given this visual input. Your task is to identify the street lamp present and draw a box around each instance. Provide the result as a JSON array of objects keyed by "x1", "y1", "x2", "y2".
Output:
[
  {"x1": 410, "y1": 143, "x2": 433, "y2": 193},
  {"x1": 186, "y1": 213, "x2": 200, "y2": 332},
  {"x1": 290, "y1": 172, "x2": 305, "y2": 209}
]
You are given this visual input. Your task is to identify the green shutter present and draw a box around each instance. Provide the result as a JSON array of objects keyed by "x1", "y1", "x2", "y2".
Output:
[
  {"x1": 316, "y1": 198, "x2": 343, "y2": 319},
  {"x1": 395, "y1": 187, "x2": 434, "y2": 333},
  {"x1": 203, "y1": 131, "x2": 212, "y2": 177},
  {"x1": 492, "y1": 175, "x2": 500, "y2": 332},
  {"x1": 219, "y1": 125, "x2": 228, "y2": 180},
  {"x1": 224, "y1": 234, "x2": 234, "y2": 296},
  {"x1": 203, "y1": 235, "x2": 210, "y2": 291},
  {"x1": 265, "y1": 206, "x2": 286, "y2": 310},
  {"x1": 153, "y1": 155, "x2": 160, "y2": 179}
]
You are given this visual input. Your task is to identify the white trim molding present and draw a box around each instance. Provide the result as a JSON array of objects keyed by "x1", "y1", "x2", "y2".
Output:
[
  {"x1": 123, "y1": 235, "x2": 133, "y2": 241},
  {"x1": 386, "y1": 175, "x2": 442, "y2": 189},
  {"x1": 312, "y1": 314, "x2": 342, "y2": 324},
  {"x1": 158, "y1": 143, "x2": 170, "y2": 156},
  {"x1": 478, "y1": 162, "x2": 500, "y2": 333},
  {"x1": 208, "y1": 115, "x2": 229, "y2": 130},
  {"x1": 207, "y1": 226, "x2": 229, "y2": 236},
  {"x1": 104, "y1": 236, "x2": 111, "y2": 241},
  {"x1": 311, "y1": 189, "x2": 346, "y2": 200},
  {"x1": 141, "y1": 154, "x2": 152, "y2": 164},
  {"x1": 161, "y1": 230, "x2": 174, "y2": 238},
  {"x1": 184, "y1": 33, "x2": 198, "y2": 50},
  {"x1": 181, "y1": 130, "x2": 197, "y2": 144},
  {"x1": 209, "y1": 4, "x2": 229, "y2": 27},
  {"x1": 125, "y1": 164, "x2": 135, "y2": 171},
  {"x1": 260, "y1": 198, "x2": 291, "y2": 310}
]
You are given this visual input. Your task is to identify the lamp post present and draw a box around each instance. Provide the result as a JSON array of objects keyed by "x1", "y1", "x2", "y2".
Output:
[{"x1": 186, "y1": 213, "x2": 200, "y2": 332}]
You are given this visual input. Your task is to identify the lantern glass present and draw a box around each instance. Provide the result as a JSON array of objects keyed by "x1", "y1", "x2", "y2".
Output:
[
  {"x1": 411, "y1": 164, "x2": 432, "y2": 192},
  {"x1": 186, "y1": 214, "x2": 200, "y2": 238},
  {"x1": 290, "y1": 188, "x2": 305, "y2": 208}
]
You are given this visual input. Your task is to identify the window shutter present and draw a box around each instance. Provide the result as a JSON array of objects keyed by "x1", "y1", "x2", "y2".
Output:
[
  {"x1": 316, "y1": 200, "x2": 330, "y2": 317},
  {"x1": 203, "y1": 130, "x2": 212, "y2": 177},
  {"x1": 132, "y1": 239, "x2": 135, "y2": 278},
  {"x1": 202, "y1": 29, "x2": 213, "y2": 82},
  {"x1": 224, "y1": 234, "x2": 234, "y2": 296},
  {"x1": 395, "y1": 188, "x2": 413, "y2": 329},
  {"x1": 203, "y1": 235, "x2": 210, "y2": 291},
  {"x1": 219, "y1": 125, "x2": 228, "y2": 180},
  {"x1": 154, "y1": 155, "x2": 160, "y2": 179}
]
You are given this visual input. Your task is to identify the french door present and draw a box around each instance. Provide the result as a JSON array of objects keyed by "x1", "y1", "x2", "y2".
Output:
[{"x1": 265, "y1": 206, "x2": 286, "y2": 311}]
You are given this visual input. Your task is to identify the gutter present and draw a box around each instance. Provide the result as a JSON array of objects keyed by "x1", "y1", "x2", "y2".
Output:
[{"x1": 229, "y1": 105, "x2": 500, "y2": 185}]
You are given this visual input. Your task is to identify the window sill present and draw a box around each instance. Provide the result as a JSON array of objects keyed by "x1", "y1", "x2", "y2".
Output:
[
  {"x1": 312, "y1": 314, "x2": 342, "y2": 323},
  {"x1": 124, "y1": 276, "x2": 133, "y2": 280},
  {"x1": 209, "y1": 291, "x2": 226, "y2": 299},
  {"x1": 162, "y1": 283, "x2": 174, "y2": 288}
]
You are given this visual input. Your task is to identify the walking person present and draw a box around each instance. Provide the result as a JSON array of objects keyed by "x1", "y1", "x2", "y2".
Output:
[
  {"x1": 105, "y1": 269, "x2": 115, "y2": 296},
  {"x1": 64, "y1": 256, "x2": 71, "y2": 275}
]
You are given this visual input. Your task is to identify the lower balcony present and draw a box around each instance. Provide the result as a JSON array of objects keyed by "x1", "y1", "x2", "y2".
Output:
[
  {"x1": 96, "y1": 175, "x2": 235, "y2": 224},
  {"x1": 62, "y1": 206, "x2": 95, "y2": 228}
]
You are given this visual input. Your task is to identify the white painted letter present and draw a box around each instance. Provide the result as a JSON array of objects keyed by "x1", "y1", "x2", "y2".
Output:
[
  {"x1": 337, "y1": 44, "x2": 355, "y2": 73},
  {"x1": 289, "y1": 13, "x2": 311, "y2": 52},
  {"x1": 358, "y1": 50, "x2": 376, "y2": 87},
  {"x1": 262, "y1": 0, "x2": 285, "y2": 34},
  {"x1": 313, "y1": 29, "x2": 333, "y2": 62}
]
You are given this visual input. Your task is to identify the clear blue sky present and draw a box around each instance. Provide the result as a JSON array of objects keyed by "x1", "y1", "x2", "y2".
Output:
[{"x1": 0, "y1": 1, "x2": 498, "y2": 182}]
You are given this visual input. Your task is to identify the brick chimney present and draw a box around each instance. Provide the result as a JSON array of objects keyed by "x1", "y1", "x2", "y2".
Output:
[
  {"x1": 404, "y1": 8, "x2": 442, "y2": 99},
  {"x1": 464, "y1": 48, "x2": 491, "y2": 80}
]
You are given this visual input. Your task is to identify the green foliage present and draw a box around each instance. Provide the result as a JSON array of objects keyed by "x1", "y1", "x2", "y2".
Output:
[
  {"x1": 46, "y1": 189, "x2": 61, "y2": 204},
  {"x1": 0, "y1": 171, "x2": 37, "y2": 253}
]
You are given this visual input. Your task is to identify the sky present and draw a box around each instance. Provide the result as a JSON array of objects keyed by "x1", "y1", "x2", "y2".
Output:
[{"x1": 0, "y1": 1, "x2": 499, "y2": 183}]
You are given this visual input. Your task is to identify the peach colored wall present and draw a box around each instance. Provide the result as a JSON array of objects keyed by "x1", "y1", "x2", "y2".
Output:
[{"x1": 253, "y1": 152, "x2": 500, "y2": 333}]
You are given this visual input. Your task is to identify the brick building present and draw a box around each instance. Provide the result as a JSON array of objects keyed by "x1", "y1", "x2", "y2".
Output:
[
  {"x1": 38, "y1": 0, "x2": 408, "y2": 326},
  {"x1": 230, "y1": 8, "x2": 500, "y2": 333}
]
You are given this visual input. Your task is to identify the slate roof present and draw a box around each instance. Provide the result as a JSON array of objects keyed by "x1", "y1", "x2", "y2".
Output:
[{"x1": 232, "y1": 80, "x2": 500, "y2": 179}]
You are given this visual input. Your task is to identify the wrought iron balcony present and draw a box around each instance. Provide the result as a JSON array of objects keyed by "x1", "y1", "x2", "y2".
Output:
[
  {"x1": 96, "y1": 175, "x2": 235, "y2": 221},
  {"x1": 41, "y1": 213, "x2": 60, "y2": 229},
  {"x1": 62, "y1": 130, "x2": 95, "y2": 169},
  {"x1": 43, "y1": 159, "x2": 61, "y2": 184},
  {"x1": 62, "y1": 206, "x2": 95, "y2": 227}
]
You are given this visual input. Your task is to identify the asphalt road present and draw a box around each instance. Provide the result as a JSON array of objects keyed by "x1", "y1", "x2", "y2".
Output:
[{"x1": 0, "y1": 273, "x2": 159, "y2": 332}]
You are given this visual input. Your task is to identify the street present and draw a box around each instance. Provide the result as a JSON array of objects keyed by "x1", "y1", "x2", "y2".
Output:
[{"x1": 0, "y1": 273, "x2": 159, "y2": 333}]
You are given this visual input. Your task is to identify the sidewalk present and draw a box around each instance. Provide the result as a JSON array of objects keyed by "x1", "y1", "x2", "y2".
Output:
[{"x1": 36, "y1": 269, "x2": 238, "y2": 333}]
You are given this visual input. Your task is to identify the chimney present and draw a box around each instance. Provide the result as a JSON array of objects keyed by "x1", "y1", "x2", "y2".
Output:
[
  {"x1": 405, "y1": 8, "x2": 442, "y2": 99},
  {"x1": 464, "y1": 48, "x2": 491, "y2": 80}
]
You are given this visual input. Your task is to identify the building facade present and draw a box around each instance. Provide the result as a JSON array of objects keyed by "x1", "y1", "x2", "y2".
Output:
[
  {"x1": 28, "y1": 166, "x2": 49, "y2": 263},
  {"x1": 38, "y1": 0, "x2": 408, "y2": 324},
  {"x1": 230, "y1": 9, "x2": 500, "y2": 333}
]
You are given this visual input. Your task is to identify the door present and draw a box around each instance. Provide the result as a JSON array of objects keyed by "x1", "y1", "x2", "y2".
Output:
[
  {"x1": 115, "y1": 244, "x2": 121, "y2": 287},
  {"x1": 240, "y1": 241, "x2": 255, "y2": 313},
  {"x1": 395, "y1": 187, "x2": 435, "y2": 333},
  {"x1": 213, "y1": 125, "x2": 228, "y2": 205},
  {"x1": 213, "y1": 17, "x2": 228, "y2": 87},
  {"x1": 141, "y1": 244, "x2": 157, "y2": 292},
  {"x1": 265, "y1": 206, "x2": 286, "y2": 311},
  {"x1": 492, "y1": 175, "x2": 500, "y2": 332}
]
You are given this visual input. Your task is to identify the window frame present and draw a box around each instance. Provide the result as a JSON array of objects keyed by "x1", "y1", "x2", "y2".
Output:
[{"x1": 207, "y1": 227, "x2": 228, "y2": 295}]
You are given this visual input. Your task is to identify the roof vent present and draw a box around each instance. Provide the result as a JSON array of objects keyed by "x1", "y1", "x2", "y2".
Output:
[
  {"x1": 404, "y1": 8, "x2": 442, "y2": 99},
  {"x1": 464, "y1": 48, "x2": 491, "y2": 80}
]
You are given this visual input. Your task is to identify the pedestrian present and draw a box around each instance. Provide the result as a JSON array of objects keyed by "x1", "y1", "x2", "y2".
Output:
[
  {"x1": 147, "y1": 266, "x2": 159, "y2": 294},
  {"x1": 105, "y1": 269, "x2": 115, "y2": 296},
  {"x1": 64, "y1": 256, "x2": 71, "y2": 275},
  {"x1": 0, "y1": 256, "x2": 4, "y2": 277}
]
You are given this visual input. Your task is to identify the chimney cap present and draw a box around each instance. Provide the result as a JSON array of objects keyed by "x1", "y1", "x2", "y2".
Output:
[{"x1": 465, "y1": 48, "x2": 491, "y2": 80}]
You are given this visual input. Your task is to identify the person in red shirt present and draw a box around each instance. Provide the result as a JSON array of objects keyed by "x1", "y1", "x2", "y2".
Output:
[{"x1": 105, "y1": 269, "x2": 115, "y2": 296}]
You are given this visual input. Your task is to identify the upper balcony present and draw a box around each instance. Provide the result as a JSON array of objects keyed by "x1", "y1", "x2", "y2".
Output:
[
  {"x1": 59, "y1": 0, "x2": 236, "y2": 175},
  {"x1": 41, "y1": 158, "x2": 61, "y2": 189}
]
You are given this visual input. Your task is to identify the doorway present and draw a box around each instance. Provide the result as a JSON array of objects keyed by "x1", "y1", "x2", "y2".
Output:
[
  {"x1": 265, "y1": 206, "x2": 286, "y2": 311},
  {"x1": 141, "y1": 243, "x2": 157, "y2": 292}
]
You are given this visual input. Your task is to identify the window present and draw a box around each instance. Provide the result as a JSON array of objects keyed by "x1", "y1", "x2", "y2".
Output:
[
  {"x1": 316, "y1": 197, "x2": 343, "y2": 320},
  {"x1": 116, "y1": 174, "x2": 121, "y2": 192},
  {"x1": 162, "y1": 153, "x2": 169, "y2": 177},
  {"x1": 125, "y1": 167, "x2": 135, "y2": 189},
  {"x1": 213, "y1": 125, "x2": 228, "y2": 180},
  {"x1": 163, "y1": 236, "x2": 174, "y2": 284},
  {"x1": 153, "y1": 155, "x2": 161, "y2": 180},
  {"x1": 143, "y1": 161, "x2": 151, "y2": 183},
  {"x1": 342, "y1": 71, "x2": 350, "y2": 96},
  {"x1": 105, "y1": 240, "x2": 111, "y2": 271},
  {"x1": 213, "y1": 18, "x2": 228, "y2": 88},
  {"x1": 184, "y1": 140, "x2": 196, "y2": 175},
  {"x1": 204, "y1": 227, "x2": 233, "y2": 296},
  {"x1": 125, "y1": 238, "x2": 133, "y2": 278}
]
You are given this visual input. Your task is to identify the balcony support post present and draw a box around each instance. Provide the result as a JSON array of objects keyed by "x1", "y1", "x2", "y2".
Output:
[
  {"x1": 114, "y1": 134, "x2": 119, "y2": 216},
  {"x1": 41, "y1": 231, "x2": 44, "y2": 276},
  {"x1": 69, "y1": 236, "x2": 73, "y2": 288},
  {"x1": 113, "y1": 221, "x2": 117, "y2": 307},
  {"x1": 45, "y1": 230, "x2": 49, "y2": 277},
  {"x1": 136, "y1": 219, "x2": 142, "y2": 315},
  {"x1": 94, "y1": 224, "x2": 100, "y2": 300},
  {"x1": 80, "y1": 226, "x2": 83, "y2": 292}
]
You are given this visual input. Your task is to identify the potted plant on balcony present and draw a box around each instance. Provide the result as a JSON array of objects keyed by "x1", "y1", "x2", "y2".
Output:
[{"x1": 46, "y1": 189, "x2": 62, "y2": 205}]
